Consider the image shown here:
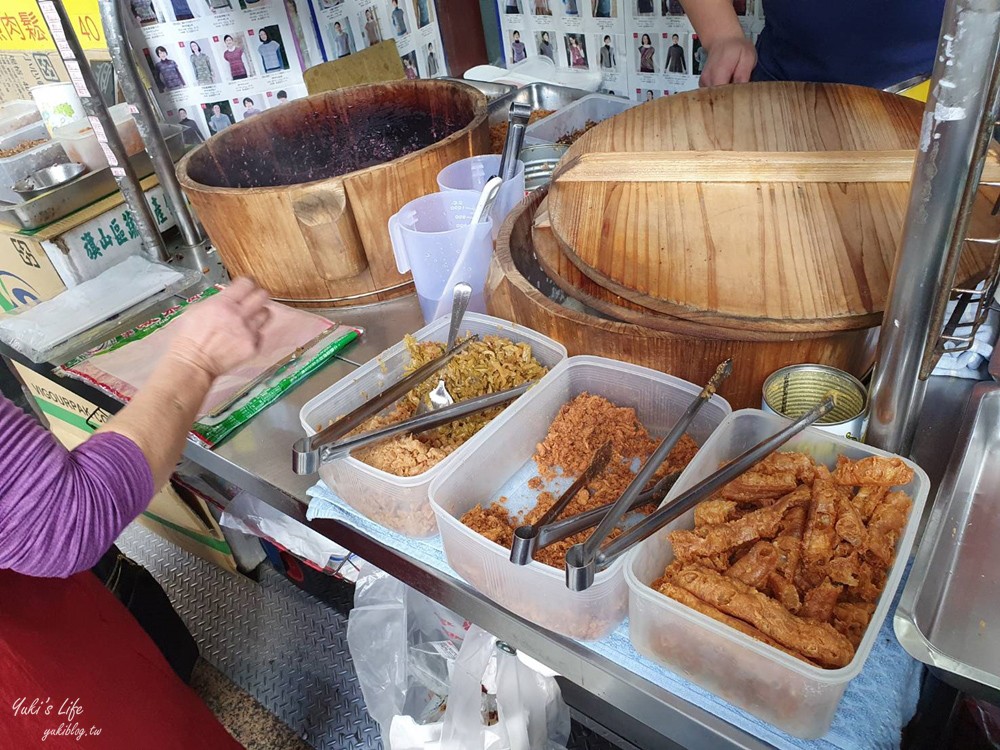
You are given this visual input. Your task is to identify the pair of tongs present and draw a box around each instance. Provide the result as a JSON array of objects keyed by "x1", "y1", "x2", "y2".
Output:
[
  {"x1": 319, "y1": 381, "x2": 535, "y2": 463},
  {"x1": 497, "y1": 102, "x2": 532, "y2": 182},
  {"x1": 292, "y1": 336, "x2": 479, "y2": 474},
  {"x1": 509, "y1": 465, "x2": 682, "y2": 566},
  {"x1": 565, "y1": 386, "x2": 837, "y2": 592}
]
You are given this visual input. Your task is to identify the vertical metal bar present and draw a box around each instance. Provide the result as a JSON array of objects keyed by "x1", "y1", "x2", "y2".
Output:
[
  {"x1": 98, "y1": 0, "x2": 206, "y2": 251},
  {"x1": 37, "y1": 0, "x2": 167, "y2": 261},
  {"x1": 867, "y1": 0, "x2": 1000, "y2": 455}
]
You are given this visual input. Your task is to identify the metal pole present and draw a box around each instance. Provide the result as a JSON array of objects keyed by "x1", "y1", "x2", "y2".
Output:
[
  {"x1": 37, "y1": 0, "x2": 167, "y2": 261},
  {"x1": 867, "y1": 0, "x2": 1000, "y2": 455},
  {"x1": 98, "y1": 0, "x2": 207, "y2": 252}
]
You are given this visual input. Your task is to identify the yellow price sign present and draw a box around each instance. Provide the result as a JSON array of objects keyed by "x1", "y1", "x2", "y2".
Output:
[{"x1": 0, "y1": 0, "x2": 106, "y2": 53}]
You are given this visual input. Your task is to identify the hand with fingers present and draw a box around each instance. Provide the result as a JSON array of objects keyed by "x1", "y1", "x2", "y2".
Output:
[
  {"x1": 699, "y1": 35, "x2": 757, "y2": 86},
  {"x1": 167, "y1": 278, "x2": 271, "y2": 380}
]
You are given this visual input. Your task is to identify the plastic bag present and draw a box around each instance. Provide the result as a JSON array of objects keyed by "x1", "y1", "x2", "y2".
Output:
[{"x1": 347, "y1": 564, "x2": 569, "y2": 750}]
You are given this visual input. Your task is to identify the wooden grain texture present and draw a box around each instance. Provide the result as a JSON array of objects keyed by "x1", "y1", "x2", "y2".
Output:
[
  {"x1": 547, "y1": 82, "x2": 1000, "y2": 332},
  {"x1": 553, "y1": 150, "x2": 1000, "y2": 183},
  {"x1": 488, "y1": 189, "x2": 875, "y2": 409},
  {"x1": 302, "y1": 41, "x2": 405, "y2": 94},
  {"x1": 178, "y1": 80, "x2": 488, "y2": 306}
]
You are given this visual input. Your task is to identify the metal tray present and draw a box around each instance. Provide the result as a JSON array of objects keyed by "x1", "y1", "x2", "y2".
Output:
[
  {"x1": 0, "y1": 128, "x2": 187, "y2": 231},
  {"x1": 895, "y1": 381, "x2": 1000, "y2": 703},
  {"x1": 488, "y1": 82, "x2": 590, "y2": 126},
  {"x1": 440, "y1": 77, "x2": 516, "y2": 103}
]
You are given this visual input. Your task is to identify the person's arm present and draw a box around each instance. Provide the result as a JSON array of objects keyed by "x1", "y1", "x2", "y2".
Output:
[
  {"x1": 0, "y1": 280, "x2": 269, "y2": 578},
  {"x1": 681, "y1": 0, "x2": 756, "y2": 85}
]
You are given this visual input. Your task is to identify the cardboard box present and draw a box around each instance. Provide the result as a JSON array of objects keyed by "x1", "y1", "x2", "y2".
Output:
[
  {"x1": 0, "y1": 232, "x2": 66, "y2": 312},
  {"x1": 9, "y1": 360, "x2": 238, "y2": 572}
]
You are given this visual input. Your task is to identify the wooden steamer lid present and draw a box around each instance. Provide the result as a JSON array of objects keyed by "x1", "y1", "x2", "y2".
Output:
[{"x1": 547, "y1": 82, "x2": 1000, "y2": 333}]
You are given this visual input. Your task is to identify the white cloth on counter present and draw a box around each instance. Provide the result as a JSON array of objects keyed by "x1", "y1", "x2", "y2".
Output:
[
  {"x1": 0, "y1": 256, "x2": 184, "y2": 358},
  {"x1": 930, "y1": 289, "x2": 997, "y2": 379}
]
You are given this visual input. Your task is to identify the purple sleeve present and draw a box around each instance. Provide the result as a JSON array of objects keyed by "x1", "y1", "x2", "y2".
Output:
[{"x1": 0, "y1": 397, "x2": 155, "y2": 578}]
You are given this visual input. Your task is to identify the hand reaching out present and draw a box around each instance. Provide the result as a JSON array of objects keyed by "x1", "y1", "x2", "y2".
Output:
[
  {"x1": 699, "y1": 35, "x2": 757, "y2": 87},
  {"x1": 167, "y1": 278, "x2": 271, "y2": 380}
]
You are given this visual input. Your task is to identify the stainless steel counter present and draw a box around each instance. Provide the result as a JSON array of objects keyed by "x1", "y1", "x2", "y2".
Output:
[{"x1": 178, "y1": 292, "x2": 979, "y2": 750}]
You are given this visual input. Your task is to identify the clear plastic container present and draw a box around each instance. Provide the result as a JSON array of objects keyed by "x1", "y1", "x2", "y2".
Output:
[
  {"x1": 436, "y1": 155, "x2": 525, "y2": 240},
  {"x1": 428, "y1": 356, "x2": 732, "y2": 640},
  {"x1": 524, "y1": 94, "x2": 635, "y2": 146},
  {"x1": 299, "y1": 313, "x2": 567, "y2": 538},
  {"x1": 0, "y1": 100, "x2": 41, "y2": 138},
  {"x1": 0, "y1": 120, "x2": 48, "y2": 154},
  {"x1": 0, "y1": 139, "x2": 68, "y2": 204},
  {"x1": 625, "y1": 409, "x2": 930, "y2": 739},
  {"x1": 53, "y1": 105, "x2": 146, "y2": 171}
]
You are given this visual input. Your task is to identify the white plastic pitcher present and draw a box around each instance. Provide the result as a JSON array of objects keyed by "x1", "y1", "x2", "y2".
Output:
[
  {"x1": 437, "y1": 155, "x2": 525, "y2": 239},
  {"x1": 388, "y1": 191, "x2": 494, "y2": 323}
]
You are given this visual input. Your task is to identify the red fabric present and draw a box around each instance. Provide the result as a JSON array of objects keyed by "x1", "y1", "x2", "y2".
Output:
[{"x1": 0, "y1": 569, "x2": 242, "y2": 749}]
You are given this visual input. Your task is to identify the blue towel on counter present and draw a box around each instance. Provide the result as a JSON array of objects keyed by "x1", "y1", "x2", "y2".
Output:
[{"x1": 307, "y1": 482, "x2": 922, "y2": 750}]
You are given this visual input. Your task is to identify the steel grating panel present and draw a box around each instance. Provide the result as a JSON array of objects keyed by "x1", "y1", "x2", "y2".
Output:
[
  {"x1": 116, "y1": 523, "x2": 622, "y2": 750},
  {"x1": 115, "y1": 523, "x2": 383, "y2": 750}
]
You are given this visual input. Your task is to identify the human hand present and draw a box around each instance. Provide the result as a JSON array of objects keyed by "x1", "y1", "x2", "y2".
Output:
[
  {"x1": 699, "y1": 35, "x2": 757, "y2": 87},
  {"x1": 167, "y1": 278, "x2": 270, "y2": 380}
]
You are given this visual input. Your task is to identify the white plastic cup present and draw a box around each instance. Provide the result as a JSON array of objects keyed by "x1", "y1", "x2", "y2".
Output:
[
  {"x1": 437, "y1": 155, "x2": 525, "y2": 239},
  {"x1": 30, "y1": 83, "x2": 85, "y2": 137},
  {"x1": 388, "y1": 190, "x2": 494, "y2": 324}
]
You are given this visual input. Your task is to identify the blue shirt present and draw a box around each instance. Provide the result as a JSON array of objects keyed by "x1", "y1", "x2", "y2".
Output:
[{"x1": 754, "y1": 0, "x2": 945, "y2": 89}]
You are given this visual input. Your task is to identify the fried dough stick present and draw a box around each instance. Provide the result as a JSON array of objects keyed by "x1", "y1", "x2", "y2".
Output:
[
  {"x1": 833, "y1": 602, "x2": 876, "y2": 649},
  {"x1": 799, "y1": 578, "x2": 843, "y2": 623},
  {"x1": 719, "y1": 469, "x2": 798, "y2": 504},
  {"x1": 655, "y1": 580, "x2": 814, "y2": 663},
  {"x1": 768, "y1": 574, "x2": 802, "y2": 613},
  {"x1": 774, "y1": 504, "x2": 807, "y2": 582},
  {"x1": 835, "y1": 494, "x2": 867, "y2": 548},
  {"x1": 852, "y1": 485, "x2": 888, "y2": 523},
  {"x1": 673, "y1": 565, "x2": 856, "y2": 668},
  {"x1": 725, "y1": 541, "x2": 779, "y2": 590},
  {"x1": 833, "y1": 456, "x2": 914, "y2": 488},
  {"x1": 800, "y1": 467, "x2": 839, "y2": 588},
  {"x1": 866, "y1": 490, "x2": 912, "y2": 568},
  {"x1": 669, "y1": 486, "x2": 811, "y2": 563},
  {"x1": 695, "y1": 498, "x2": 738, "y2": 528}
]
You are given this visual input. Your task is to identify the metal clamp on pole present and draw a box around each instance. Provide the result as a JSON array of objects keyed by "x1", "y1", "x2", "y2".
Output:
[
  {"x1": 99, "y1": 0, "x2": 208, "y2": 262},
  {"x1": 867, "y1": 0, "x2": 1000, "y2": 455},
  {"x1": 37, "y1": 0, "x2": 167, "y2": 261},
  {"x1": 564, "y1": 395, "x2": 835, "y2": 592}
]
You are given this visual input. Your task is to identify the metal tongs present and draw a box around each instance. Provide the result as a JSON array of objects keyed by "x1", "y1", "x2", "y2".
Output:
[
  {"x1": 565, "y1": 390, "x2": 837, "y2": 592},
  {"x1": 320, "y1": 381, "x2": 535, "y2": 462},
  {"x1": 292, "y1": 336, "x2": 479, "y2": 474},
  {"x1": 497, "y1": 102, "x2": 532, "y2": 182},
  {"x1": 509, "y1": 468, "x2": 682, "y2": 566}
]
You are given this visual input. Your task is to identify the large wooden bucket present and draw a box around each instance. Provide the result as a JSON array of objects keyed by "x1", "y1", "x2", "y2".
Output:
[{"x1": 177, "y1": 80, "x2": 489, "y2": 307}]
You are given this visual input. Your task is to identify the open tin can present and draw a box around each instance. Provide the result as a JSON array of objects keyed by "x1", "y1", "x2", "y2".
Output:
[{"x1": 762, "y1": 364, "x2": 869, "y2": 441}]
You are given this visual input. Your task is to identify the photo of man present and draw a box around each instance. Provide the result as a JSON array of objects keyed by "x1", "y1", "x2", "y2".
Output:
[
  {"x1": 412, "y1": 0, "x2": 433, "y2": 28},
  {"x1": 426, "y1": 42, "x2": 439, "y2": 77},
  {"x1": 692, "y1": 35, "x2": 706, "y2": 75},
  {"x1": 175, "y1": 107, "x2": 205, "y2": 145},
  {"x1": 204, "y1": 100, "x2": 234, "y2": 134},
  {"x1": 592, "y1": 0, "x2": 616, "y2": 17},
  {"x1": 665, "y1": 32, "x2": 686, "y2": 74}
]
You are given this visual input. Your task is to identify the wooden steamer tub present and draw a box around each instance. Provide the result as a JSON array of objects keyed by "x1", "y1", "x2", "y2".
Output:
[
  {"x1": 177, "y1": 80, "x2": 489, "y2": 307},
  {"x1": 487, "y1": 83, "x2": 999, "y2": 408}
]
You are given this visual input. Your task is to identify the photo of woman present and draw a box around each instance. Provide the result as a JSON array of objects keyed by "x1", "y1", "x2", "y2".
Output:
[
  {"x1": 592, "y1": 0, "x2": 615, "y2": 16},
  {"x1": 565, "y1": 34, "x2": 587, "y2": 68},
  {"x1": 130, "y1": 0, "x2": 162, "y2": 25},
  {"x1": 238, "y1": 95, "x2": 264, "y2": 120},
  {"x1": 401, "y1": 51, "x2": 420, "y2": 79},
  {"x1": 256, "y1": 26, "x2": 288, "y2": 73},
  {"x1": 636, "y1": 0, "x2": 653, "y2": 16},
  {"x1": 505, "y1": 0, "x2": 522, "y2": 13},
  {"x1": 175, "y1": 106, "x2": 206, "y2": 145},
  {"x1": 510, "y1": 30, "x2": 527, "y2": 64},
  {"x1": 645, "y1": 89, "x2": 654, "y2": 101},
  {"x1": 564, "y1": 0, "x2": 579, "y2": 15},
  {"x1": 637, "y1": 33, "x2": 655, "y2": 73},
  {"x1": 412, "y1": 0, "x2": 433, "y2": 28},
  {"x1": 363, "y1": 7, "x2": 381, "y2": 46},
  {"x1": 204, "y1": 100, "x2": 234, "y2": 134},
  {"x1": 533, "y1": 0, "x2": 551, "y2": 15},
  {"x1": 426, "y1": 42, "x2": 439, "y2": 77},
  {"x1": 537, "y1": 31, "x2": 555, "y2": 62},
  {"x1": 665, "y1": 32, "x2": 686, "y2": 73},
  {"x1": 206, "y1": 0, "x2": 232, "y2": 11},
  {"x1": 599, "y1": 34, "x2": 616, "y2": 69},
  {"x1": 330, "y1": 19, "x2": 357, "y2": 59},
  {"x1": 692, "y1": 35, "x2": 706, "y2": 75},
  {"x1": 187, "y1": 40, "x2": 216, "y2": 86},
  {"x1": 167, "y1": 0, "x2": 198, "y2": 21},
  {"x1": 221, "y1": 34, "x2": 253, "y2": 81},
  {"x1": 390, "y1": 0, "x2": 408, "y2": 35},
  {"x1": 150, "y1": 45, "x2": 185, "y2": 92}
]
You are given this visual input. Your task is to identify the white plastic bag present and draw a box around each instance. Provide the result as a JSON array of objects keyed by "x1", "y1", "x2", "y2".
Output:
[{"x1": 347, "y1": 564, "x2": 570, "y2": 750}]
